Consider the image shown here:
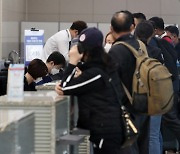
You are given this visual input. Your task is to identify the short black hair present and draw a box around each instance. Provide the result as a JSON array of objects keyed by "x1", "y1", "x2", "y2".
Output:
[
  {"x1": 70, "y1": 21, "x2": 87, "y2": 34},
  {"x1": 46, "y1": 51, "x2": 66, "y2": 67},
  {"x1": 134, "y1": 20, "x2": 154, "y2": 44},
  {"x1": 28, "y1": 59, "x2": 48, "y2": 79},
  {"x1": 149, "y1": 17, "x2": 164, "y2": 30},
  {"x1": 133, "y1": 13, "x2": 146, "y2": 20},
  {"x1": 148, "y1": 20, "x2": 156, "y2": 30},
  {"x1": 165, "y1": 25, "x2": 179, "y2": 37},
  {"x1": 111, "y1": 10, "x2": 134, "y2": 33}
]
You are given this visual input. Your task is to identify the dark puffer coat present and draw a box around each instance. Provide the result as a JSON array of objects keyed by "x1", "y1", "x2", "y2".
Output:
[{"x1": 61, "y1": 61, "x2": 124, "y2": 141}]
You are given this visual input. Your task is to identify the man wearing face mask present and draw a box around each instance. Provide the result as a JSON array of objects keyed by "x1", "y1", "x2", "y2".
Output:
[{"x1": 36, "y1": 51, "x2": 66, "y2": 85}]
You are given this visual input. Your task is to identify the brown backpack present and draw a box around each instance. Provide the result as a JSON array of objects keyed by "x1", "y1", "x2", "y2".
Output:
[{"x1": 114, "y1": 40, "x2": 174, "y2": 115}]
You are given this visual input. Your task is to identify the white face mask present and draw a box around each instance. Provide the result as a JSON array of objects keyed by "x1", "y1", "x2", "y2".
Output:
[
  {"x1": 51, "y1": 68, "x2": 59, "y2": 75},
  {"x1": 104, "y1": 43, "x2": 112, "y2": 53}
]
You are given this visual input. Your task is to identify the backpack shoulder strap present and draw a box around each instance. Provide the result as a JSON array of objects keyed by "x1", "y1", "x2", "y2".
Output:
[
  {"x1": 113, "y1": 40, "x2": 148, "y2": 58},
  {"x1": 113, "y1": 40, "x2": 148, "y2": 104},
  {"x1": 137, "y1": 40, "x2": 148, "y2": 56}
]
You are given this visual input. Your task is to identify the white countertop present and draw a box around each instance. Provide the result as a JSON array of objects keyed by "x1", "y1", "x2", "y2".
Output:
[{"x1": 0, "y1": 91, "x2": 68, "y2": 106}]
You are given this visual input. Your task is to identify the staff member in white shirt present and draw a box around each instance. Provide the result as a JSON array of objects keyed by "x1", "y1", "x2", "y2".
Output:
[{"x1": 42, "y1": 21, "x2": 87, "y2": 62}]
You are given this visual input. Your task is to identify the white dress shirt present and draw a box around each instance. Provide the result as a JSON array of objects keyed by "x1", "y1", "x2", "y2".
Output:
[{"x1": 42, "y1": 29, "x2": 71, "y2": 62}]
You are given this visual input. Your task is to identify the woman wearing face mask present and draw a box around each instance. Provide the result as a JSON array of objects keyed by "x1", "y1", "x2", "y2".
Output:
[
  {"x1": 36, "y1": 52, "x2": 66, "y2": 85},
  {"x1": 104, "y1": 32, "x2": 115, "y2": 53}
]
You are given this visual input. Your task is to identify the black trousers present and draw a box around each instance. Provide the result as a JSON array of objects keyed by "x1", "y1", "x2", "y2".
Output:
[
  {"x1": 118, "y1": 114, "x2": 150, "y2": 154},
  {"x1": 91, "y1": 137, "x2": 139, "y2": 154},
  {"x1": 91, "y1": 115, "x2": 150, "y2": 154},
  {"x1": 92, "y1": 137, "x2": 122, "y2": 154},
  {"x1": 129, "y1": 114, "x2": 150, "y2": 154}
]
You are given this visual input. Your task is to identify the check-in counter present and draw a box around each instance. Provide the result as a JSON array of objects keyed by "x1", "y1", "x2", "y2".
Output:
[
  {"x1": 35, "y1": 84, "x2": 91, "y2": 154},
  {"x1": 0, "y1": 91, "x2": 70, "y2": 154},
  {"x1": 0, "y1": 112, "x2": 34, "y2": 154},
  {"x1": 36, "y1": 82, "x2": 56, "y2": 91}
]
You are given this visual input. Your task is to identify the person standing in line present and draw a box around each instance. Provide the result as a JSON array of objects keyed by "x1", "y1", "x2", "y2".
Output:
[
  {"x1": 109, "y1": 10, "x2": 150, "y2": 154},
  {"x1": 104, "y1": 32, "x2": 115, "y2": 53},
  {"x1": 165, "y1": 25, "x2": 180, "y2": 61},
  {"x1": 134, "y1": 21, "x2": 164, "y2": 154},
  {"x1": 55, "y1": 27, "x2": 125, "y2": 154},
  {"x1": 149, "y1": 17, "x2": 173, "y2": 44},
  {"x1": 148, "y1": 18, "x2": 178, "y2": 82},
  {"x1": 133, "y1": 12, "x2": 146, "y2": 28},
  {"x1": 132, "y1": 16, "x2": 163, "y2": 154},
  {"x1": 132, "y1": 15, "x2": 165, "y2": 154},
  {"x1": 130, "y1": 12, "x2": 146, "y2": 35},
  {"x1": 42, "y1": 21, "x2": 87, "y2": 62}
]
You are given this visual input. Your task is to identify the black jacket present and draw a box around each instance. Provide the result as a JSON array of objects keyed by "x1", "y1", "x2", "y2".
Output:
[
  {"x1": 146, "y1": 45, "x2": 164, "y2": 64},
  {"x1": 109, "y1": 34, "x2": 150, "y2": 154},
  {"x1": 162, "y1": 101, "x2": 180, "y2": 141},
  {"x1": 109, "y1": 34, "x2": 139, "y2": 108},
  {"x1": 109, "y1": 35, "x2": 165, "y2": 107},
  {"x1": 61, "y1": 61, "x2": 124, "y2": 140},
  {"x1": 175, "y1": 41, "x2": 180, "y2": 61},
  {"x1": 24, "y1": 76, "x2": 36, "y2": 91},
  {"x1": 150, "y1": 37, "x2": 178, "y2": 81}
]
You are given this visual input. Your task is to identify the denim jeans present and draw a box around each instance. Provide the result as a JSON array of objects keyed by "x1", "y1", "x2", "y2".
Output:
[{"x1": 149, "y1": 115, "x2": 162, "y2": 154}]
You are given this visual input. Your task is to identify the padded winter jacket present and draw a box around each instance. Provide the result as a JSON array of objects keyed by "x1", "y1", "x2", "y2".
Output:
[{"x1": 61, "y1": 61, "x2": 124, "y2": 140}]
